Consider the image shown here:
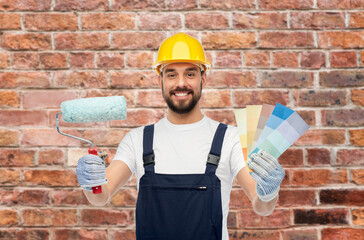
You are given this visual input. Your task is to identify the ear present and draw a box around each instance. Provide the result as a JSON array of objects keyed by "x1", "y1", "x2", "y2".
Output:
[
  {"x1": 201, "y1": 72, "x2": 207, "y2": 88},
  {"x1": 158, "y1": 74, "x2": 163, "y2": 89}
]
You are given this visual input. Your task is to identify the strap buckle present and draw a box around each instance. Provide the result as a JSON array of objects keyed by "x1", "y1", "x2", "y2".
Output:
[
  {"x1": 143, "y1": 154, "x2": 155, "y2": 166},
  {"x1": 207, "y1": 153, "x2": 220, "y2": 166}
]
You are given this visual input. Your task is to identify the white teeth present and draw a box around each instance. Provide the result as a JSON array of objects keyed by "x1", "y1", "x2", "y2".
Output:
[{"x1": 175, "y1": 92, "x2": 188, "y2": 97}]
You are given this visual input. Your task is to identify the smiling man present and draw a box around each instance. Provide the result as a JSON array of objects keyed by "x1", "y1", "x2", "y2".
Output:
[{"x1": 75, "y1": 33, "x2": 285, "y2": 240}]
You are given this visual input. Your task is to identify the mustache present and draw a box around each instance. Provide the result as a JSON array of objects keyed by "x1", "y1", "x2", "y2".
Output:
[{"x1": 169, "y1": 87, "x2": 194, "y2": 94}]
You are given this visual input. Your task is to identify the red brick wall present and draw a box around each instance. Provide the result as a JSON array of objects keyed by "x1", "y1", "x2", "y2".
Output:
[{"x1": 0, "y1": 0, "x2": 363, "y2": 239}]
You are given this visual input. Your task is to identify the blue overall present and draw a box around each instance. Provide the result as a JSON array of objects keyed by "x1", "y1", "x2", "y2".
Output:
[{"x1": 136, "y1": 123, "x2": 227, "y2": 240}]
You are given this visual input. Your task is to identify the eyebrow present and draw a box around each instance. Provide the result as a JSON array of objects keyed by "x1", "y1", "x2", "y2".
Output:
[{"x1": 164, "y1": 67, "x2": 198, "y2": 73}]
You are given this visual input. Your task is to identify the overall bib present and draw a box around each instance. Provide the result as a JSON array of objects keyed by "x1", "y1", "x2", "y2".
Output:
[{"x1": 136, "y1": 123, "x2": 227, "y2": 240}]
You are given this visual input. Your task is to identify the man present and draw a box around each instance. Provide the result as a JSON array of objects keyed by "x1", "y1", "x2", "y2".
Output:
[{"x1": 76, "y1": 33, "x2": 285, "y2": 240}]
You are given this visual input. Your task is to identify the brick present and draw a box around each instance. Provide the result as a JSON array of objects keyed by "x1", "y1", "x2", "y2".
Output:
[
  {"x1": 112, "y1": 0, "x2": 165, "y2": 10},
  {"x1": 55, "y1": 33, "x2": 109, "y2": 50},
  {"x1": 318, "y1": 0, "x2": 364, "y2": 9},
  {"x1": 296, "y1": 110, "x2": 316, "y2": 126},
  {"x1": 139, "y1": 13, "x2": 181, "y2": 30},
  {"x1": 0, "y1": 189, "x2": 49, "y2": 205},
  {"x1": 322, "y1": 109, "x2": 364, "y2": 127},
  {"x1": 361, "y1": 51, "x2": 364, "y2": 66},
  {"x1": 0, "y1": 169, "x2": 20, "y2": 184},
  {"x1": 292, "y1": 169, "x2": 347, "y2": 186},
  {"x1": 185, "y1": 12, "x2": 229, "y2": 30},
  {"x1": 54, "y1": 229, "x2": 107, "y2": 240},
  {"x1": 200, "y1": 0, "x2": 255, "y2": 9},
  {"x1": 337, "y1": 149, "x2": 364, "y2": 165},
  {"x1": 323, "y1": 228, "x2": 364, "y2": 240},
  {"x1": 294, "y1": 90, "x2": 346, "y2": 107},
  {"x1": 229, "y1": 189, "x2": 251, "y2": 208},
  {"x1": 202, "y1": 32, "x2": 256, "y2": 49},
  {"x1": 12, "y1": 52, "x2": 40, "y2": 69},
  {"x1": 39, "y1": 149, "x2": 64, "y2": 165},
  {"x1": 320, "y1": 70, "x2": 364, "y2": 87},
  {"x1": 0, "y1": 0, "x2": 51, "y2": 11},
  {"x1": 351, "y1": 89, "x2": 364, "y2": 105},
  {"x1": 307, "y1": 148, "x2": 331, "y2": 165},
  {"x1": 238, "y1": 209, "x2": 291, "y2": 228},
  {"x1": 234, "y1": 90, "x2": 289, "y2": 107},
  {"x1": 282, "y1": 229, "x2": 318, "y2": 240},
  {"x1": 278, "y1": 190, "x2": 316, "y2": 207},
  {"x1": 111, "y1": 109, "x2": 165, "y2": 127},
  {"x1": 233, "y1": 12, "x2": 287, "y2": 29},
  {"x1": 203, "y1": 109, "x2": 236, "y2": 125},
  {"x1": 54, "y1": 0, "x2": 107, "y2": 11},
  {"x1": 0, "y1": 129, "x2": 19, "y2": 146},
  {"x1": 301, "y1": 51, "x2": 326, "y2": 69},
  {"x1": 318, "y1": 31, "x2": 364, "y2": 48},
  {"x1": 53, "y1": 71, "x2": 107, "y2": 88},
  {"x1": 82, "y1": 129, "x2": 129, "y2": 147},
  {"x1": 81, "y1": 89, "x2": 135, "y2": 108},
  {"x1": 12, "y1": 230, "x2": 49, "y2": 240},
  {"x1": 352, "y1": 169, "x2": 364, "y2": 185},
  {"x1": 0, "y1": 210, "x2": 18, "y2": 226},
  {"x1": 214, "y1": 52, "x2": 242, "y2": 68},
  {"x1": 294, "y1": 208, "x2": 348, "y2": 225},
  {"x1": 350, "y1": 12, "x2": 364, "y2": 28},
  {"x1": 227, "y1": 211, "x2": 237, "y2": 228},
  {"x1": 0, "y1": 91, "x2": 20, "y2": 108},
  {"x1": 23, "y1": 91, "x2": 78, "y2": 109},
  {"x1": 200, "y1": 90, "x2": 231, "y2": 108},
  {"x1": 40, "y1": 53, "x2": 67, "y2": 69},
  {"x1": 111, "y1": 71, "x2": 158, "y2": 88},
  {"x1": 24, "y1": 169, "x2": 78, "y2": 187},
  {"x1": 259, "y1": 0, "x2": 313, "y2": 9},
  {"x1": 112, "y1": 229, "x2": 136, "y2": 240},
  {"x1": 279, "y1": 148, "x2": 303, "y2": 166},
  {"x1": 352, "y1": 209, "x2": 364, "y2": 225},
  {"x1": 70, "y1": 52, "x2": 94, "y2": 69},
  {"x1": 0, "y1": 52, "x2": 10, "y2": 69},
  {"x1": 82, "y1": 13, "x2": 134, "y2": 30},
  {"x1": 291, "y1": 12, "x2": 345, "y2": 29},
  {"x1": 22, "y1": 129, "x2": 81, "y2": 147},
  {"x1": 0, "y1": 72, "x2": 50, "y2": 89},
  {"x1": 273, "y1": 51, "x2": 299, "y2": 68},
  {"x1": 296, "y1": 129, "x2": 345, "y2": 145},
  {"x1": 113, "y1": 32, "x2": 165, "y2": 50},
  {"x1": 320, "y1": 189, "x2": 364, "y2": 206},
  {"x1": 96, "y1": 52, "x2": 124, "y2": 69},
  {"x1": 111, "y1": 188, "x2": 137, "y2": 206},
  {"x1": 331, "y1": 51, "x2": 357, "y2": 67},
  {"x1": 22, "y1": 209, "x2": 77, "y2": 226},
  {"x1": 137, "y1": 90, "x2": 167, "y2": 107},
  {"x1": 67, "y1": 148, "x2": 88, "y2": 167},
  {"x1": 350, "y1": 129, "x2": 364, "y2": 146},
  {"x1": 25, "y1": 13, "x2": 78, "y2": 31},
  {"x1": 52, "y1": 189, "x2": 89, "y2": 205},
  {"x1": 229, "y1": 230, "x2": 280, "y2": 240},
  {"x1": 0, "y1": 149, "x2": 34, "y2": 166},
  {"x1": 261, "y1": 71, "x2": 314, "y2": 88},
  {"x1": 2, "y1": 33, "x2": 51, "y2": 50},
  {"x1": 81, "y1": 209, "x2": 134, "y2": 226},
  {"x1": 126, "y1": 51, "x2": 153, "y2": 68},
  {"x1": 0, "y1": 110, "x2": 47, "y2": 127},
  {"x1": 0, "y1": 13, "x2": 21, "y2": 30},
  {"x1": 245, "y1": 51, "x2": 270, "y2": 67},
  {"x1": 206, "y1": 71, "x2": 256, "y2": 88},
  {"x1": 260, "y1": 32, "x2": 314, "y2": 48}
]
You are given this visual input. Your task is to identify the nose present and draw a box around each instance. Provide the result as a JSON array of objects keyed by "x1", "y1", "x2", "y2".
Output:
[{"x1": 176, "y1": 74, "x2": 188, "y2": 88}]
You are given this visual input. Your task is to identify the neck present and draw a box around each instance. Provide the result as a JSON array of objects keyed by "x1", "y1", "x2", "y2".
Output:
[{"x1": 166, "y1": 104, "x2": 204, "y2": 124}]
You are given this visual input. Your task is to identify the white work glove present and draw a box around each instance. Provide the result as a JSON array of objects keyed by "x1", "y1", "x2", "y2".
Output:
[
  {"x1": 247, "y1": 150, "x2": 285, "y2": 202},
  {"x1": 76, "y1": 154, "x2": 107, "y2": 191}
]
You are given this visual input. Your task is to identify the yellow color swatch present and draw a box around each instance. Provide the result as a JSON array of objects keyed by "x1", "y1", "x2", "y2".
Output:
[
  {"x1": 234, "y1": 109, "x2": 249, "y2": 171},
  {"x1": 247, "y1": 105, "x2": 262, "y2": 155}
]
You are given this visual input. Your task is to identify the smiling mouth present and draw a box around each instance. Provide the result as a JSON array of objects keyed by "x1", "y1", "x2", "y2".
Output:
[{"x1": 171, "y1": 91, "x2": 192, "y2": 97}]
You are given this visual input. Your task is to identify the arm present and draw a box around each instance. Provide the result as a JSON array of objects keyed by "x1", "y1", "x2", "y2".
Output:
[{"x1": 82, "y1": 160, "x2": 132, "y2": 206}]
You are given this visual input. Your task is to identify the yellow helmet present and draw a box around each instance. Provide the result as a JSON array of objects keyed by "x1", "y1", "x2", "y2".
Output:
[{"x1": 153, "y1": 32, "x2": 210, "y2": 74}]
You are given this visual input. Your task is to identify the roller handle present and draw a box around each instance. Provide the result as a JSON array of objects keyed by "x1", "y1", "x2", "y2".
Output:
[{"x1": 88, "y1": 147, "x2": 102, "y2": 194}]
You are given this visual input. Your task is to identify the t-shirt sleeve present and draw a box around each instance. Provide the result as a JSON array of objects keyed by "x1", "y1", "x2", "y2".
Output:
[
  {"x1": 228, "y1": 126, "x2": 246, "y2": 177},
  {"x1": 113, "y1": 132, "x2": 136, "y2": 175}
]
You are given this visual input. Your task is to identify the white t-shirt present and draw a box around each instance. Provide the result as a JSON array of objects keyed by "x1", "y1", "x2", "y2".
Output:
[{"x1": 113, "y1": 115, "x2": 245, "y2": 240}]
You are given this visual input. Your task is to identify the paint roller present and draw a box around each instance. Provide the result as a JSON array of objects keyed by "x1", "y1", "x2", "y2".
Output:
[{"x1": 56, "y1": 96, "x2": 127, "y2": 194}]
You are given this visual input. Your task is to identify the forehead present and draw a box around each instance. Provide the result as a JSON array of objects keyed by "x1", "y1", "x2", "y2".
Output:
[{"x1": 163, "y1": 62, "x2": 199, "y2": 72}]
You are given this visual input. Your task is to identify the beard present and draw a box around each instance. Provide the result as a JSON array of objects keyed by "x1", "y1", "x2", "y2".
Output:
[{"x1": 162, "y1": 81, "x2": 202, "y2": 114}]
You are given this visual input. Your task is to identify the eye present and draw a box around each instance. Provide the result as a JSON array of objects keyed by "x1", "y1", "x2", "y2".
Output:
[
  {"x1": 167, "y1": 73, "x2": 175, "y2": 78},
  {"x1": 187, "y1": 72, "x2": 195, "y2": 77}
]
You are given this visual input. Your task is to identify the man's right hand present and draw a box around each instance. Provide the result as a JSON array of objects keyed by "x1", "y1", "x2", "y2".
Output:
[{"x1": 76, "y1": 154, "x2": 107, "y2": 191}]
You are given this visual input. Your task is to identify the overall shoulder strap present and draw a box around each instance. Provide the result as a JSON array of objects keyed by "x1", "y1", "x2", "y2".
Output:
[
  {"x1": 205, "y1": 123, "x2": 228, "y2": 174},
  {"x1": 143, "y1": 124, "x2": 155, "y2": 173}
]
